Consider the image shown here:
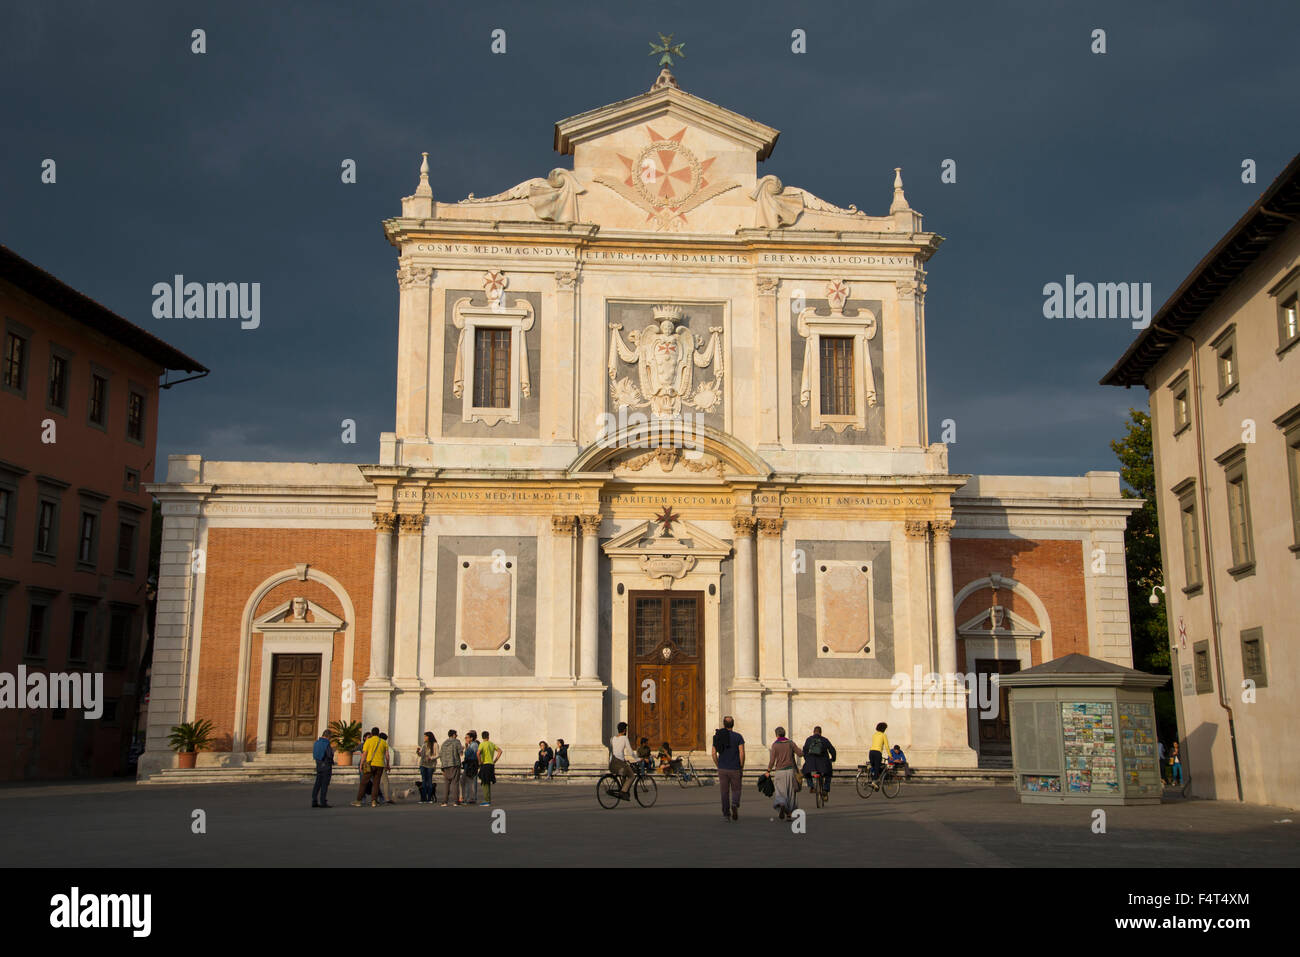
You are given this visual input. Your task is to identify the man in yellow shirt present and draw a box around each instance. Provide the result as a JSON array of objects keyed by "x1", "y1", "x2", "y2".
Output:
[
  {"x1": 868, "y1": 722, "x2": 890, "y2": 790},
  {"x1": 477, "y1": 731, "x2": 502, "y2": 806},
  {"x1": 352, "y1": 726, "x2": 389, "y2": 807}
]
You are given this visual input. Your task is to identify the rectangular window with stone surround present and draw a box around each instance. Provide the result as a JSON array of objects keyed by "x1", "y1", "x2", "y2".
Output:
[
  {"x1": 819, "y1": 336, "x2": 855, "y2": 416},
  {"x1": 1174, "y1": 481, "x2": 1202, "y2": 593},
  {"x1": 1214, "y1": 445, "x2": 1254, "y2": 575},
  {"x1": 473, "y1": 328, "x2": 511, "y2": 409}
]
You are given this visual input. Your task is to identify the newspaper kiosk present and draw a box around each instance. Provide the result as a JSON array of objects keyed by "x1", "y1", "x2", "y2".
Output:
[{"x1": 999, "y1": 653, "x2": 1167, "y2": 805}]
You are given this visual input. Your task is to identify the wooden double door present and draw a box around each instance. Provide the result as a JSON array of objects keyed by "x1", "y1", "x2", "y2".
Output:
[
  {"x1": 974, "y1": 658, "x2": 1020, "y2": 755},
  {"x1": 268, "y1": 653, "x2": 321, "y2": 753},
  {"x1": 629, "y1": 591, "x2": 704, "y2": 752}
]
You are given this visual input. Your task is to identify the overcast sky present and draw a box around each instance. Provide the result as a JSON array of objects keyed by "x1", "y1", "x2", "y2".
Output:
[{"x1": 2, "y1": 0, "x2": 1296, "y2": 481}]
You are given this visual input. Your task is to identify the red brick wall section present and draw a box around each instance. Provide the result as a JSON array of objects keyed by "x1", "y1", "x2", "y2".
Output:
[
  {"x1": 951, "y1": 538, "x2": 1089, "y2": 663},
  {"x1": 193, "y1": 528, "x2": 374, "y2": 752}
]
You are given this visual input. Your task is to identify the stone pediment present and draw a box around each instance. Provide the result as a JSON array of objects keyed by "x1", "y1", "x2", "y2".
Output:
[
  {"x1": 253, "y1": 598, "x2": 345, "y2": 633},
  {"x1": 410, "y1": 72, "x2": 921, "y2": 235},
  {"x1": 957, "y1": 606, "x2": 1043, "y2": 639},
  {"x1": 554, "y1": 77, "x2": 780, "y2": 161},
  {"x1": 603, "y1": 519, "x2": 732, "y2": 589}
]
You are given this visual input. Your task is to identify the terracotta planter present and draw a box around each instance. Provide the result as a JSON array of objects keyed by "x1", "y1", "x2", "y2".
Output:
[
  {"x1": 336, "y1": 751, "x2": 354, "y2": 767},
  {"x1": 177, "y1": 751, "x2": 197, "y2": 770}
]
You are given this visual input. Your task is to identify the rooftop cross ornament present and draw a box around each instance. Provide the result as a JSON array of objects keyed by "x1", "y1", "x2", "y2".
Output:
[{"x1": 649, "y1": 33, "x2": 685, "y2": 68}]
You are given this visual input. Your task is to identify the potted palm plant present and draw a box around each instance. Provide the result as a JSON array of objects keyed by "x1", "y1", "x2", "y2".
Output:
[
  {"x1": 168, "y1": 719, "x2": 214, "y2": 769},
  {"x1": 328, "y1": 720, "x2": 363, "y2": 766}
]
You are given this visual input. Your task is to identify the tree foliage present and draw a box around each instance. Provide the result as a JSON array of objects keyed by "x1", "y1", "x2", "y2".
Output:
[{"x1": 1110, "y1": 409, "x2": 1170, "y2": 673}]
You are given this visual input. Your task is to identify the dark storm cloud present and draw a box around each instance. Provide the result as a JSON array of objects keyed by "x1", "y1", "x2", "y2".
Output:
[{"x1": 1, "y1": 0, "x2": 1295, "y2": 478}]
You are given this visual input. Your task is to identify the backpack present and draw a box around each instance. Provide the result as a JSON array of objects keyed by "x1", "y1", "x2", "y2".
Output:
[
  {"x1": 712, "y1": 728, "x2": 732, "y2": 754},
  {"x1": 806, "y1": 736, "x2": 825, "y2": 757}
]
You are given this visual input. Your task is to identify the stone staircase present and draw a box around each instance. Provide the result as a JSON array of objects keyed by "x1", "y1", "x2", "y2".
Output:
[{"x1": 143, "y1": 757, "x2": 1012, "y2": 787}]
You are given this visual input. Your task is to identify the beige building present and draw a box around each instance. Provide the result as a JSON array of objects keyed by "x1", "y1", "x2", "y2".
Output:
[
  {"x1": 1104, "y1": 153, "x2": 1300, "y2": 808},
  {"x1": 140, "y1": 70, "x2": 1140, "y2": 780}
]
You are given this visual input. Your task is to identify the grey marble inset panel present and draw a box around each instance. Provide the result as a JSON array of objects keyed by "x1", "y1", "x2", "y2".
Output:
[
  {"x1": 435, "y1": 535, "x2": 537, "y2": 676},
  {"x1": 795, "y1": 539, "x2": 893, "y2": 678},
  {"x1": 441, "y1": 288, "x2": 542, "y2": 438}
]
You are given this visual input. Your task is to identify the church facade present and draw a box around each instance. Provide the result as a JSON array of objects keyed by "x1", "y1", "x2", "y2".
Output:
[{"x1": 139, "y1": 71, "x2": 1139, "y2": 777}]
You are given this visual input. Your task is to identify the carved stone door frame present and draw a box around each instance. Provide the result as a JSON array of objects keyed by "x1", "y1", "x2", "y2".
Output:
[{"x1": 603, "y1": 519, "x2": 730, "y2": 749}]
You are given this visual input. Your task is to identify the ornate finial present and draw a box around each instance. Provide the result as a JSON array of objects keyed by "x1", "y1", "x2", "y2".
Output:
[
  {"x1": 889, "y1": 167, "x2": 910, "y2": 213},
  {"x1": 414, "y1": 151, "x2": 432, "y2": 197},
  {"x1": 652, "y1": 303, "x2": 684, "y2": 324},
  {"x1": 649, "y1": 32, "x2": 686, "y2": 67}
]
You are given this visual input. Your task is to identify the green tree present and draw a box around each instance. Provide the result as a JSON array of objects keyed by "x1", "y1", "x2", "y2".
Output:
[{"x1": 1111, "y1": 409, "x2": 1175, "y2": 738}]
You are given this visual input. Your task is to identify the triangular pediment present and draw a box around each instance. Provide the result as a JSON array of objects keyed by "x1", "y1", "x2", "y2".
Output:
[
  {"x1": 554, "y1": 78, "x2": 779, "y2": 160},
  {"x1": 957, "y1": 606, "x2": 1043, "y2": 639},
  {"x1": 253, "y1": 598, "x2": 345, "y2": 632},
  {"x1": 603, "y1": 518, "x2": 732, "y2": 559}
]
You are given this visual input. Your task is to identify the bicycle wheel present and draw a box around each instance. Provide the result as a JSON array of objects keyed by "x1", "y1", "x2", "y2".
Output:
[
  {"x1": 881, "y1": 770, "x2": 901, "y2": 798},
  {"x1": 815, "y1": 779, "x2": 826, "y2": 808},
  {"x1": 596, "y1": 774, "x2": 622, "y2": 809},
  {"x1": 634, "y1": 774, "x2": 658, "y2": 807},
  {"x1": 855, "y1": 769, "x2": 875, "y2": 798}
]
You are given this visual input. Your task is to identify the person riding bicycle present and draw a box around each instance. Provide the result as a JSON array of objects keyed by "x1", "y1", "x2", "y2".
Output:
[
  {"x1": 868, "y1": 722, "x2": 891, "y2": 788},
  {"x1": 801, "y1": 725, "x2": 837, "y2": 800},
  {"x1": 609, "y1": 722, "x2": 639, "y2": 800}
]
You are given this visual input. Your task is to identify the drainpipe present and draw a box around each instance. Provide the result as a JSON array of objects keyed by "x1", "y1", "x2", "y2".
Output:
[{"x1": 1180, "y1": 330, "x2": 1244, "y2": 802}]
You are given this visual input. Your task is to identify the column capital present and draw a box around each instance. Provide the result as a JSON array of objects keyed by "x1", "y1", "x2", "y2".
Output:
[
  {"x1": 732, "y1": 514, "x2": 757, "y2": 536},
  {"x1": 930, "y1": 519, "x2": 956, "y2": 540},
  {"x1": 756, "y1": 277, "x2": 780, "y2": 295},
  {"x1": 578, "y1": 514, "x2": 602, "y2": 535},
  {"x1": 551, "y1": 514, "x2": 577, "y2": 536},
  {"x1": 372, "y1": 511, "x2": 398, "y2": 533},
  {"x1": 396, "y1": 262, "x2": 435, "y2": 290},
  {"x1": 904, "y1": 519, "x2": 931, "y2": 540},
  {"x1": 757, "y1": 517, "x2": 783, "y2": 538},
  {"x1": 398, "y1": 513, "x2": 426, "y2": 534},
  {"x1": 554, "y1": 269, "x2": 580, "y2": 290}
]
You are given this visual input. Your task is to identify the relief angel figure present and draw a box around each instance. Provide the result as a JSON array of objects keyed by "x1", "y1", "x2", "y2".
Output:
[{"x1": 608, "y1": 309, "x2": 723, "y2": 417}]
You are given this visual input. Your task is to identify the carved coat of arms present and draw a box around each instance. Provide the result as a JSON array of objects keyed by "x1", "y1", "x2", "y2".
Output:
[{"x1": 607, "y1": 305, "x2": 724, "y2": 417}]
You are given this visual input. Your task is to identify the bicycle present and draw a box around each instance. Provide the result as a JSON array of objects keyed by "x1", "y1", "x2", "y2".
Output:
[
  {"x1": 663, "y1": 752, "x2": 705, "y2": 788},
  {"x1": 808, "y1": 771, "x2": 827, "y2": 808},
  {"x1": 855, "y1": 762, "x2": 902, "y2": 799},
  {"x1": 597, "y1": 763, "x2": 659, "y2": 809}
]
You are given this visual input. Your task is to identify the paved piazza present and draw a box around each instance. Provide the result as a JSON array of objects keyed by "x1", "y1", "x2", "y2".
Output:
[{"x1": 2, "y1": 781, "x2": 1295, "y2": 868}]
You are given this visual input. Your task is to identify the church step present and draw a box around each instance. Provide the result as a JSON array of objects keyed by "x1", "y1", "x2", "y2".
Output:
[{"x1": 142, "y1": 765, "x2": 1013, "y2": 786}]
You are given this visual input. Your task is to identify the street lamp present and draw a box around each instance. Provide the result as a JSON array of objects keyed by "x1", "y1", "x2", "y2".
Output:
[{"x1": 1149, "y1": 585, "x2": 1166, "y2": 606}]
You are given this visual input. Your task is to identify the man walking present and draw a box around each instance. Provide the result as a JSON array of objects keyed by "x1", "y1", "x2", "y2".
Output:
[
  {"x1": 352, "y1": 726, "x2": 388, "y2": 807},
  {"x1": 439, "y1": 729, "x2": 463, "y2": 807},
  {"x1": 311, "y1": 729, "x2": 334, "y2": 808},
  {"x1": 711, "y1": 716, "x2": 745, "y2": 822}
]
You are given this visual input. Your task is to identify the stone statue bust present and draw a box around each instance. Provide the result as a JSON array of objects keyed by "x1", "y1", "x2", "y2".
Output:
[{"x1": 291, "y1": 597, "x2": 309, "y2": 621}]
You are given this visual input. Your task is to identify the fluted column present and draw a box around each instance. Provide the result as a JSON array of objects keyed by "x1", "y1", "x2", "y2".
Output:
[
  {"x1": 931, "y1": 519, "x2": 957, "y2": 678},
  {"x1": 756, "y1": 277, "x2": 780, "y2": 446},
  {"x1": 904, "y1": 520, "x2": 934, "y2": 673},
  {"x1": 732, "y1": 514, "x2": 758, "y2": 681},
  {"x1": 368, "y1": 512, "x2": 397, "y2": 682},
  {"x1": 392, "y1": 513, "x2": 425, "y2": 680},
  {"x1": 578, "y1": 514, "x2": 602, "y2": 680}
]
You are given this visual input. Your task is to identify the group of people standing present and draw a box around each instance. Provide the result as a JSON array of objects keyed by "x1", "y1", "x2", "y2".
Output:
[{"x1": 419, "y1": 729, "x2": 502, "y2": 806}]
